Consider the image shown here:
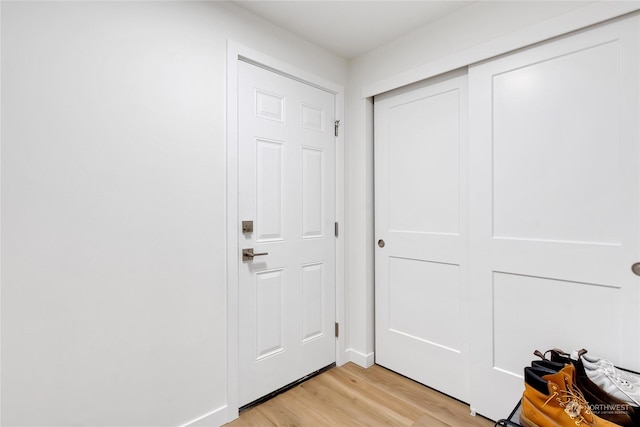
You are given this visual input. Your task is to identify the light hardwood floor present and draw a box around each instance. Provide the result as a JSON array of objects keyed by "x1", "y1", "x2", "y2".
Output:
[{"x1": 225, "y1": 363, "x2": 496, "y2": 426}]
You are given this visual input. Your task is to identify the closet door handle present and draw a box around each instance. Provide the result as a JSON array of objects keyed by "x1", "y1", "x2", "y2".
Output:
[{"x1": 632, "y1": 262, "x2": 640, "y2": 276}]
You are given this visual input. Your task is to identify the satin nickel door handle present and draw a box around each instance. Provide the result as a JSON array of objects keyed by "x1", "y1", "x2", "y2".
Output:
[
  {"x1": 243, "y1": 248, "x2": 269, "y2": 262},
  {"x1": 632, "y1": 262, "x2": 640, "y2": 276}
]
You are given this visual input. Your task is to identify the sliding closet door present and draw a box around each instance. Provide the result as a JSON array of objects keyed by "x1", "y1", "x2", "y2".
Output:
[
  {"x1": 374, "y1": 70, "x2": 469, "y2": 403},
  {"x1": 468, "y1": 15, "x2": 640, "y2": 420}
]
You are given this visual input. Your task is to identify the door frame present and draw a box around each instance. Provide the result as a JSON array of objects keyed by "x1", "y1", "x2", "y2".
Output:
[{"x1": 225, "y1": 40, "x2": 345, "y2": 423}]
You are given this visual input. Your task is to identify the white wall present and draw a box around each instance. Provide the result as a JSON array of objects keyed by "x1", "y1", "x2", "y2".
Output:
[
  {"x1": 0, "y1": 2, "x2": 346, "y2": 426},
  {"x1": 344, "y1": 0, "x2": 636, "y2": 367}
]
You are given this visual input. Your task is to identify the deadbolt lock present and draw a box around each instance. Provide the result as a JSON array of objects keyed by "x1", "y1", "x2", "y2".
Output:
[{"x1": 242, "y1": 220, "x2": 254, "y2": 234}]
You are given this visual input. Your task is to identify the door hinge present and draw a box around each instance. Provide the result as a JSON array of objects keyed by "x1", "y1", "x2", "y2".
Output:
[
  {"x1": 334, "y1": 222, "x2": 339, "y2": 238},
  {"x1": 335, "y1": 322, "x2": 339, "y2": 338},
  {"x1": 334, "y1": 120, "x2": 340, "y2": 137}
]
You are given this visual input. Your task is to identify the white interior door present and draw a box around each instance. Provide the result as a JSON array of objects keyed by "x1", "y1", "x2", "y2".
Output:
[
  {"x1": 238, "y1": 60, "x2": 336, "y2": 407},
  {"x1": 468, "y1": 16, "x2": 640, "y2": 420},
  {"x1": 374, "y1": 70, "x2": 470, "y2": 402}
]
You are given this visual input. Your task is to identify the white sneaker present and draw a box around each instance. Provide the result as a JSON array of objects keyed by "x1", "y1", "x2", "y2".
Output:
[
  {"x1": 578, "y1": 352, "x2": 640, "y2": 386},
  {"x1": 572, "y1": 350, "x2": 640, "y2": 406},
  {"x1": 585, "y1": 368, "x2": 640, "y2": 406}
]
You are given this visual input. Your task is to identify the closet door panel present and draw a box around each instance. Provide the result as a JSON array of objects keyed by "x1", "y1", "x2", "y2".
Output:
[
  {"x1": 468, "y1": 15, "x2": 640, "y2": 420},
  {"x1": 492, "y1": 41, "x2": 620, "y2": 244},
  {"x1": 375, "y1": 70, "x2": 470, "y2": 403}
]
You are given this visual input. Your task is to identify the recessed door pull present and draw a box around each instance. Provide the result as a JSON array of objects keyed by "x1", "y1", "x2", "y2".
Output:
[{"x1": 243, "y1": 248, "x2": 269, "y2": 262}]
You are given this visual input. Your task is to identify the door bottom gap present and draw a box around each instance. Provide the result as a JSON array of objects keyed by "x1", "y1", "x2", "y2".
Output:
[{"x1": 239, "y1": 362, "x2": 336, "y2": 413}]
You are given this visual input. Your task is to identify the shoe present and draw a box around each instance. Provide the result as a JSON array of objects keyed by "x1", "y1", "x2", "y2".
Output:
[
  {"x1": 536, "y1": 349, "x2": 636, "y2": 426},
  {"x1": 562, "y1": 349, "x2": 640, "y2": 407},
  {"x1": 520, "y1": 364, "x2": 622, "y2": 427},
  {"x1": 585, "y1": 366, "x2": 640, "y2": 406},
  {"x1": 575, "y1": 350, "x2": 640, "y2": 405},
  {"x1": 578, "y1": 352, "x2": 640, "y2": 387}
]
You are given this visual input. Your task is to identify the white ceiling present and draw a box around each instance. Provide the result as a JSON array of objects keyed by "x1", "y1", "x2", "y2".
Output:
[{"x1": 232, "y1": 1, "x2": 475, "y2": 59}]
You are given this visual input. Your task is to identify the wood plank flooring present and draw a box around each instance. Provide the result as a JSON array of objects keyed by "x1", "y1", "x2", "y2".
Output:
[{"x1": 225, "y1": 363, "x2": 495, "y2": 426}]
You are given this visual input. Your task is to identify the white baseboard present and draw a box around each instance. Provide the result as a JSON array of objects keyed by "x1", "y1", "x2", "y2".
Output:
[
  {"x1": 180, "y1": 405, "x2": 228, "y2": 427},
  {"x1": 346, "y1": 348, "x2": 374, "y2": 368}
]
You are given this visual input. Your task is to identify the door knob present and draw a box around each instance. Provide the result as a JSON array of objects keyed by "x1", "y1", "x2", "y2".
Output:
[
  {"x1": 632, "y1": 262, "x2": 640, "y2": 276},
  {"x1": 378, "y1": 239, "x2": 385, "y2": 248},
  {"x1": 243, "y1": 248, "x2": 269, "y2": 262}
]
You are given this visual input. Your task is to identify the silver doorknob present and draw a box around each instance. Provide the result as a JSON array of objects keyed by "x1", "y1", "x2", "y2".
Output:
[
  {"x1": 632, "y1": 262, "x2": 640, "y2": 276},
  {"x1": 378, "y1": 239, "x2": 385, "y2": 248},
  {"x1": 243, "y1": 248, "x2": 269, "y2": 262}
]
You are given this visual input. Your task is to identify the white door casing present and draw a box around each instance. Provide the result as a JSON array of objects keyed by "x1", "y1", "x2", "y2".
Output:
[
  {"x1": 468, "y1": 15, "x2": 640, "y2": 420},
  {"x1": 237, "y1": 60, "x2": 337, "y2": 407},
  {"x1": 374, "y1": 70, "x2": 470, "y2": 403}
]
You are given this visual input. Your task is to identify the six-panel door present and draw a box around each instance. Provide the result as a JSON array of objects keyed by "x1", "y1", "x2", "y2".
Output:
[{"x1": 238, "y1": 61, "x2": 336, "y2": 407}]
